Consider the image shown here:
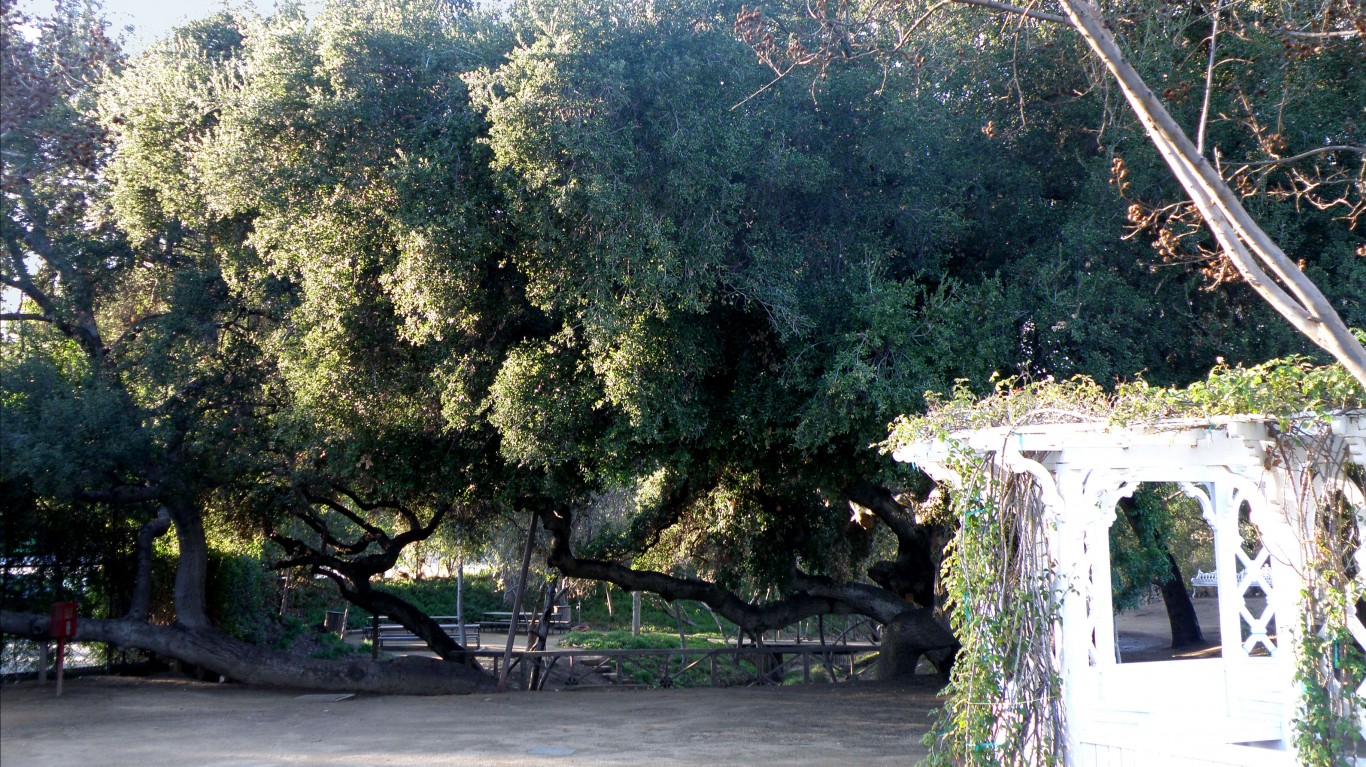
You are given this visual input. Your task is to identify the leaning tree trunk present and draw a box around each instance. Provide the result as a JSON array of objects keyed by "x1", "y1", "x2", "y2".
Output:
[
  {"x1": 1117, "y1": 497, "x2": 1203, "y2": 647},
  {"x1": 342, "y1": 581, "x2": 481, "y2": 666},
  {"x1": 0, "y1": 612, "x2": 492, "y2": 694}
]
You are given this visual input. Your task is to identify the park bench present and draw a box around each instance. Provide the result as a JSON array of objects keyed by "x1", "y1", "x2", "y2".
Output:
[
  {"x1": 1189, "y1": 569, "x2": 1217, "y2": 596},
  {"x1": 370, "y1": 616, "x2": 480, "y2": 650},
  {"x1": 482, "y1": 606, "x2": 573, "y2": 634},
  {"x1": 480, "y1": 611, "x2": 533, "y2": 634},
  {"x1": 1189, "y1": 566, "x2": 1273, "y2": 597}
]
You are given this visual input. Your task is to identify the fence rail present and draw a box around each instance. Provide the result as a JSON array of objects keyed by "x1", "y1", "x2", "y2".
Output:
[
  {"x1": 2, "y1": 639, "x2": 116, "y2": 680},
  {"x1": 471, "y1": 642, "x2": 881, "y2": 690},
  {"x1": 4, "y1": 631, "x2": 883, "y2": 691}
]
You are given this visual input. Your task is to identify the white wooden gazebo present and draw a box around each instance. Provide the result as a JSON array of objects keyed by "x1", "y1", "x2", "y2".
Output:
[{"x1": 894, "y1": 412, "x2": 1365, "y2": 766}]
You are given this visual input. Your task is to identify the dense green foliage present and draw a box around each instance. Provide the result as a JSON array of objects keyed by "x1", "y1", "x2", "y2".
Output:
[{"x1": 2, "y1": 0, "x2": 1361, "y2": 705}]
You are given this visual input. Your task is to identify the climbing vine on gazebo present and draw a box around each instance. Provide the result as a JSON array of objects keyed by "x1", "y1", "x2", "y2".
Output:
[
  {"x1": 921, "y1": 446, "x2": 1064, "y2": 767},
  {"x1": 888, "y1": 351, "x2": 1365, "y2": 767}
]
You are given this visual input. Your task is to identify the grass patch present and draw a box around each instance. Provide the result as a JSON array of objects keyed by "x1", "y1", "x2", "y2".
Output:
[{"x1": 559, "y1": 630, "x2": 683, "y2": 650}]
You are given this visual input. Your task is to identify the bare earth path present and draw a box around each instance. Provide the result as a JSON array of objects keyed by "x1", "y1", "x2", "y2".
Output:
[
  {"x1": 1, "y1": 596, "x2": 1223, "y2": 766},
  {"x1": 1, "y1": 675, "x2": 941, "y2": 767}
]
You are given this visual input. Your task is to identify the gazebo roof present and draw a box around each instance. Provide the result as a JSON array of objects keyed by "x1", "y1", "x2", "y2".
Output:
[{"x1": 892, "y1": 410, "x2": 1366, "y2": 476}]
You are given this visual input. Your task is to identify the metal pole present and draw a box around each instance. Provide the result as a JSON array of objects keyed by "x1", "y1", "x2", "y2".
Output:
[
  {"x1": 631, "y1": 591, "x2": 641, "y2": 636},
  {"x1": 498, "y1": 512, "x2": 538, "y2": 693},
  {"x1": 55, "y1": 639, "x2": 65, "y2": 697},
  {"x1": 371, "y1": 614, "x2": 379, "y2": 660},
  {"x1": 456, "y1": 530, "x2": 466, "y2": 648}
]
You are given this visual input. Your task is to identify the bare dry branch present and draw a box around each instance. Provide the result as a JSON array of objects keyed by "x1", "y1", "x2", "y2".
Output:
[
  {"x1": 951, "y1": 0, "x2": 1070, "y2": 25},
  {"x1": 1225, "y1": 145, "x2": 1366, "y2": 169}
]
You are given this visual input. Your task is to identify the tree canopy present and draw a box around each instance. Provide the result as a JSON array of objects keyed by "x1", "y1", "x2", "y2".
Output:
[{"x1": 2, "y1": 0, "x2": 1361, "y2": 692}]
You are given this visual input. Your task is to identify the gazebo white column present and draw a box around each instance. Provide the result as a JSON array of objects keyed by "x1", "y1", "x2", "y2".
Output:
[{"x1": 893, "y1": 414, "x2": 1366, "y2": 766}]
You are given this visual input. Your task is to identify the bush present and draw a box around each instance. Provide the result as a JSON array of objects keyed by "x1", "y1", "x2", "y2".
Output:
[
  {"x1": 207, "y1": 550, "x2": 276, "y2": 644},
  {"x1": 360, "y1": 574, "x2": 503, "y2": 626},
  {"x1": 559, "y1": 630, "x2": 682, "y2": 650}
]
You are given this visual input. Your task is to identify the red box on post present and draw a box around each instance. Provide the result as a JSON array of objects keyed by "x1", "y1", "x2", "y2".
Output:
[{"x1": 49, "y1": 602, "x2": 78, "y2": 639}]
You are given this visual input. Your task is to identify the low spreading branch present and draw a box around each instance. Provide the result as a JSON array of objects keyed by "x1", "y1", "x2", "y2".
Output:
[
  {"x1": 537, "y1": 506, "x2": 956, "y2": 650},
  {"x1": 270, "y1": 488, "x2": 472, "y2": 664},
  {"x1": 0, "y1": 611, "x2": 491, "y2": 694}
]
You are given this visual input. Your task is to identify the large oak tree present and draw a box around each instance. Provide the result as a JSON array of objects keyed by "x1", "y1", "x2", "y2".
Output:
[{"x1": 5, "y1": 0, "x2": 1357, "y2": 690}]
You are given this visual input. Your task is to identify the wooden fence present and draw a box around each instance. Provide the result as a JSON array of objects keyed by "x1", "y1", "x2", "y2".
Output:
[{"x1": 469, "y1": 642, "x2": 880, "y2": 691}]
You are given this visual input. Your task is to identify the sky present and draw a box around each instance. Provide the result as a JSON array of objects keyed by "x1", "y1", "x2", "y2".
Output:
[
  {"x1": 19, "y1": 0, "x2": 317, "y2": 50},
  {"x1": 5, "y1": 1, "x2": 284, "y2": 314},
  {"x1": 98, "y1": 0, "x2": 239, "y2": 46}
]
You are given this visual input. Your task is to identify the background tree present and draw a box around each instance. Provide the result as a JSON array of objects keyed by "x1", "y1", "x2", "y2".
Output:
[
  {"x1": 2, "y1": 0, "x2": 492, "y2": 693},
  {"x1": 741, "y1": 0, "x2": 1366, "y2": 379},
  {"x1": 8, "y1": 0, "x2": 1355, "y2": 691}
]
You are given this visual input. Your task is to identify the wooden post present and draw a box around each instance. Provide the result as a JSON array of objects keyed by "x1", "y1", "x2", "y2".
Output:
[
  {"x1": 631, "y1": 591, "x2": 641, "y2": 636},
  {"x1": 675, "y1": 599, "x2": 686, "y2": 682},
  {"x1": 54, "y1": 638, "x2": 65, "y2": 697},
  {"x1": 710, "y1": 655, "x2": 718, "y2": 688},
  {"x1": 37, "y1": 640, "x2": 48, "y2": 684},
  {"x1": 498, "y1": 512, "x2": 538, "y2": 693},
  {"x1": 802, "y1": 651, "x2": 811, "y2": 684},
  {"x1": 527, "y1": 577, "x2": 556, "y2": 690}
]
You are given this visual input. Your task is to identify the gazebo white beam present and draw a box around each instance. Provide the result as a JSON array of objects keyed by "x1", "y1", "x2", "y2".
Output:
[{"x1": 888, "y1": 410, "x2": 1366, "y2": 767}]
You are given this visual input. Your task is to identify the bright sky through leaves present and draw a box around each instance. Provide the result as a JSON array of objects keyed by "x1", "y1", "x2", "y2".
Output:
[{"x1": 19, "y1": 0, "x2": 319, "y2": 50}]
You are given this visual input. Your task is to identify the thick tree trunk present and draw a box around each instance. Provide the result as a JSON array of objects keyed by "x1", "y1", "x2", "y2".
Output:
[
  {"x1": 1117, "y1": 497, "x2": 1203, "y2": 647},
  {"x1": 876, "y1": 612, "x2": 930, "y2": 679},
  {"x1": 127, "y1": 508, "x2": 172, "y2": 622},
  {"x1": 167, "y1": 503, "x2": 211, "y2": 629},
  {"x1": 792, "y1": 572, "x2": 957, "y2": 675},
  {"x1": 0, "y1": 611, "x2": 493, "y2": 694},
  {"x1": 1158, "y1": 552, "x2": 1203, "y2": 648}
]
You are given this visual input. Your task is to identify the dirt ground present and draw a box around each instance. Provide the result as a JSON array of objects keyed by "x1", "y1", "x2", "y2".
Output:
[
  {"x1": 0, "y1": 596, "x2": 1227, "y2": 767},
  {"x1": 1114, "y1": 594, "x2": 1228, "y2": 662},
  {"x1": 0, "y1": 675, "x2": 944, "y2": 767}
]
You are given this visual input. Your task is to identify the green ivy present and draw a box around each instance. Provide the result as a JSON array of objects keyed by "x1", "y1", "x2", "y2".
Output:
[
  {"x1": 898, "y1": 352, "x2": 1365, "y2": 766},
  {"x1": 886, "y1": 351, "x2": 1365, "y2": 452},
  {"x1": 923, "y1": 445, "x2": 1063, "y2": 767},
  {"x1": 1296, "y1": 616, "x2": 1365, "y2": 766}
]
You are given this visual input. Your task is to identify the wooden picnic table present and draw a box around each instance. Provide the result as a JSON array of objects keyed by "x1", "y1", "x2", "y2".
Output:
[
  {"x1": 481, "y1": 611, "x2": 536, "y2": 633},
  {"x1": 365, "y1": 616, "x2": 480, "y2": 650},
  {"x1": 483, "y1": 607, "x2": 574, "y2": 634}
]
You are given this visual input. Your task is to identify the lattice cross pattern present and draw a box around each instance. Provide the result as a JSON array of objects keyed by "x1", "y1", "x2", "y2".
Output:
[{"x1": 1235, "y1": 546, "x2": 1277, "y2": 656}]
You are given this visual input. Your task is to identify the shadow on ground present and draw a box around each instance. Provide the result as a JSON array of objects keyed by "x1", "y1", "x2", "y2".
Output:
[{"x1": 1, "y1": 674, "x2": 941, "y2": 767}]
